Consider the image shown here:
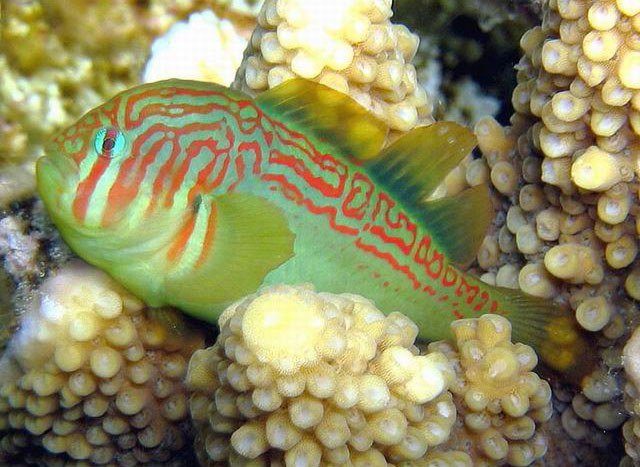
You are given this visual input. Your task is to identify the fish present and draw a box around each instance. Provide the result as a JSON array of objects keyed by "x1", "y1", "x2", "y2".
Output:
[{"x1": 36, "y1": 78, "x2": 591, "y2": 377}]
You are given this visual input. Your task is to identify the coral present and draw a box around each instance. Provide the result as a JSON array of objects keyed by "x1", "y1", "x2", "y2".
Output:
[
  {"x1": 0, "y1": 262, "x2": 205, "y2": 465},
  {"x1": 214, "y1": 0, "x2": 266, "y2": 18},
  {"x1": 466, "y1": 0, "x2": 640, "y2": 456},
  {"x1": 395, "y1": 0, "x2": 538, "y2": 129},
  {"x1": 442, "y1": 78, "x2": 501, "y2": 127},
  {"x1": 232, "y1": 0, "x2": 435, "y2": 137},
  {"x1": 0, "y1": 269, "x2": 16, "y2": 354},
  {"x1": 143, "y1": 10, "x2": 248, "y2": 86},
  {"x1": 429, "y1": 314, "x2": 552, "y2": 466},
  {"x1": 0, "y1": 216, "x2": 41, "y2": 283},
  {"x1": 471, "y1": 0, "x2": 640, "y2": 322},
  {"x1": 186, "y1": 284, "x2": 457, "y2": 465}
]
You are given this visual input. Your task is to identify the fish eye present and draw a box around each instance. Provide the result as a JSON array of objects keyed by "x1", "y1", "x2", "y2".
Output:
[{"x1": 94, "y1": 128, "x2": 125, "y2": 158}]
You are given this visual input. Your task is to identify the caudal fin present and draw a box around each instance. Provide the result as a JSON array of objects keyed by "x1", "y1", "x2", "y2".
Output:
[{"x1": 494, "y1": 286, "x2": 596, "y2": 382}]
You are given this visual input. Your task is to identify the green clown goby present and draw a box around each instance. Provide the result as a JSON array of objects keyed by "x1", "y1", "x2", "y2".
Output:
[{"x1": 36, "y1": 78, "x2": 592, "y2": 376}]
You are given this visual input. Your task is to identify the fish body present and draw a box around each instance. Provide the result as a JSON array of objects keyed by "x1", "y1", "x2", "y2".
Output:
[{"x1": 38, "y1": 79, "x2": 589, "y2": 374}]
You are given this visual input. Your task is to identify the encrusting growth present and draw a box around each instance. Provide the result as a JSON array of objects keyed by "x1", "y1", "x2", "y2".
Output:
[
  {"x1": 0, "y1": 262, "x2": 205, "y2": 465},
  {"x1": 187, "y1": 284, "x2": 457, "y2": 465}
]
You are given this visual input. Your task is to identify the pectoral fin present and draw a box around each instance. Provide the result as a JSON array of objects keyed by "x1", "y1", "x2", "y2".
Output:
[{"x1": 164, "y1": 192, "x2": 295, "y2": 322}]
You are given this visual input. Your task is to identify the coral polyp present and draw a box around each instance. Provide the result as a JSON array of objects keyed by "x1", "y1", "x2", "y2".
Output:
[{"x1": 430, "y1": 315, "x2": 552, "y2": 466}]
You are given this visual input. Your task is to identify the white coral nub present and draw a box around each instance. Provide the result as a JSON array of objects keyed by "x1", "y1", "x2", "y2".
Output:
[{"x1": 143, "y1": 10, "x2": 247, "y2": 86}]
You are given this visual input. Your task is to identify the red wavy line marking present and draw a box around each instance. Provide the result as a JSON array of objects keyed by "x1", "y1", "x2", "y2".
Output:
[
  {"x1": 354, "y1": 238, "x2": 420, "y2": 289},
  {"x1": 369, "y1": 193, "x2": 417, "y2": 256},
  {"x1": 261, "y1": 173, "x2": 358, "y2": 236}
]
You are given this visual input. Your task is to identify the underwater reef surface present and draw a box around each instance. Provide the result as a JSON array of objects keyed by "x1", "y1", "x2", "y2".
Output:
[{"x1": 0, "y1": 0, "x2": 637, "y2": 465}]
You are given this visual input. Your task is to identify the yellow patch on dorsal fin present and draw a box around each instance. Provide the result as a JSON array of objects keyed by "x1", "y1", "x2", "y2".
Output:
[
  {"x1": 255, "y1": 78, "x2": 388, "y2": 160},
  {"x1": 366, "y1": 122, "x2": 477, "y2": 202}
]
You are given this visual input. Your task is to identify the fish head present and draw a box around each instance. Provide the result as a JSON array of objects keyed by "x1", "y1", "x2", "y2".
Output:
[
  {"x1": 36, "y1": 88, "x2": 134, "y2": 230},
  {"x1": 37, "y1": 79, "x2": 234, "y2": 229}
]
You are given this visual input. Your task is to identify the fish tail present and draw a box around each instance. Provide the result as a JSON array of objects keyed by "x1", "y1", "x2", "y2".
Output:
[{"x1": 493, "y1": 286, "x2": 596, "y2": 381}]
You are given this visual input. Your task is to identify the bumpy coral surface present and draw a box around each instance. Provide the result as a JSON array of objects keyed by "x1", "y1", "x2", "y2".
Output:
[
  {"x1": 143, "y1": 10, "x2": 248, "y2": 86},
  {"x1": 472, "y1": 0, "x2": 640, "y2": 324},
  {"x1": 187, "y1": 284, "x2": 457, "y2": 465},
  {"x1": 0, "y1": 262, "x2": 205, "y2": 465},
  {"x1": 232, "y1": 0, "x2": 434, "y2": 136},
  {"x1": 430, "y1": 315, "x2": 552, "y2": 466},
  {"x1": 623, "y1": 324, "x2": 640, "y2": 463},
  {"x1": 465, "y1": 0, "x2": 640, "y2": 454}
]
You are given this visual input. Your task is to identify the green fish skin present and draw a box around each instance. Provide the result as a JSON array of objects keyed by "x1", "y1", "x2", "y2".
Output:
[{"x1": 37, "y1": 78, "x2": 591, "y2": 377}]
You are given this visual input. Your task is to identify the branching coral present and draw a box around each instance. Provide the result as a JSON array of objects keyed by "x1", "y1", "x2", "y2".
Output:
[
  {"x1": 472, "y1": 0, "x2": 640, "y2": 317},
  {"x1": 466, "y1": 0, "x2": 640, "y2": 453},
  {"x1": 429, "y1": 315, "x2": 552, "y2": 466},
  {"x1": 232, "y1": 0, "x2": 434, "y2": 137},
  {"x1": 0, "y1": 262, "x2": 204, "y2": 465},
  {"x1": 186, "y1": 284, "x2": 457, "y2": 465}
]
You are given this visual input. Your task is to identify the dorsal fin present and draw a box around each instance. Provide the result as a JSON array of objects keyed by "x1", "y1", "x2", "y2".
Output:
[
  {"x1": 365, "y1": 122, "x2": 477, "y2": 205},
  {"x1": 364, "y1": 122, "x2": 491, "y2": 267},
  {"x1": 254, "y1": 78, "x2": 388, "y2": 160},
  {"x1": 420, "y1": 184, "x2": 493, "y2": 267}
]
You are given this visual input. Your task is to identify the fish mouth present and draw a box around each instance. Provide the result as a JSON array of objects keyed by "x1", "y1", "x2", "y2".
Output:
[{"x1": 36, "y1": 150, "x2": 79, "y2": 205}]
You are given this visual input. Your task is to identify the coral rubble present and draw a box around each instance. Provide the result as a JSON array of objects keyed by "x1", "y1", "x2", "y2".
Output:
[{"x1": 0, "y1": 262, "x2": 205, "y2": 465}]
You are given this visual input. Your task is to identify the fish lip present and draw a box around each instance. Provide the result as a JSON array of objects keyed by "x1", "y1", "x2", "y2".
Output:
[
  {"x1": 41, "y1": 141, "x2": 79, "y2": 175},
  {"x1": 36, "y1": 149, "x2": 79, "y2": 194}
]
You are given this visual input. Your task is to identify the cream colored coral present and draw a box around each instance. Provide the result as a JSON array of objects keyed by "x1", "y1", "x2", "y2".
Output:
[
  {"x1": 429, "y1": 315, "x2": 552, "y2": 466},
  {"x1": 142, "y1": 10, "x2": 248, "y2": 85},
  {"x1": 232, "y1": 0, "x2": 434, "y2": 135},
  {"x1": 470, "y1": 1, "x2": 640, "y2": 449},
  {"x1": 187, "y1": 284, "x2": 456, "y2": 465},
  {"x1": 0, "y1": 0, "x2": 215, "y2": 207},
  {"x1": 626, "y1": 325, "x2": 640, "y2": 394},
  {"x1": 0, "y1": 262, "x2": 204, "y2": 465}
]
